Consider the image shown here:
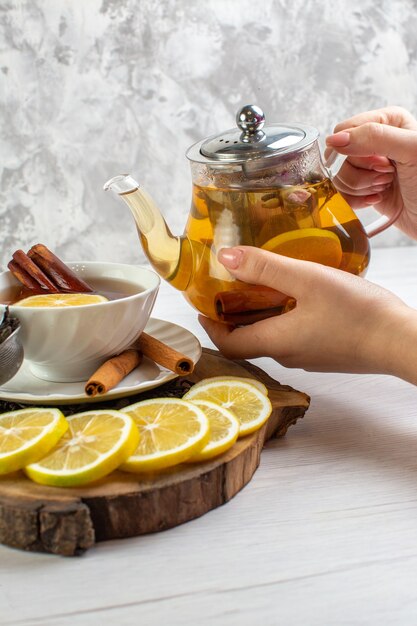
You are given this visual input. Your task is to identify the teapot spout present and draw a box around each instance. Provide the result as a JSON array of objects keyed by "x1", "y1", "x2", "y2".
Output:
[{"x1": 104, "y1": 175, "x2": 192, "y2": 291}]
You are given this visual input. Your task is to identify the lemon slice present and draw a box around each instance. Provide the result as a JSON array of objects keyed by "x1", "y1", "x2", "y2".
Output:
[
  {"x1": 120, "y1": 398, "x2": 210, "y2": 472},
  {"x1": 184, "y1": 380, "x2": 272, "y2": 437},
  {"x1": 16, "y1": 293, "x2": 108, "y2": 307},
  {"x1": 262, "y1": 227, "x2": 343, "y2": 268},
  {"x1": 25, "y1": 410, "x2": 139, "y2": 487},
  {"x1": 186, "y1": 400, "x2": 240, "y2": 462},
  {"x1": 190, "y1": 376, "x2": 268, "y2": 396},
  {"x1": 0, "y1": 408, "x2": 68, "y2": 474}
]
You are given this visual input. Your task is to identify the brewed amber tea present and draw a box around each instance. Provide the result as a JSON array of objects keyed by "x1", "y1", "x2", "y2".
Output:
[
  {"x1": 0, "y1": 276, "x2": 142, "y2": 306},
  {"x1": 180, "y1": 179, "x2": 370, "y2": 324}
]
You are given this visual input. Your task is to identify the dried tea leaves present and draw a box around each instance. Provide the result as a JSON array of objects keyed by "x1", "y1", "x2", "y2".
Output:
[{"x1": 0, "y1": 307, "x2": 20, "y2": 345}]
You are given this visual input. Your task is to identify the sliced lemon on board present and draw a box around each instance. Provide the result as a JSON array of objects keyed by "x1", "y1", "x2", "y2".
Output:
[
  {"x1": 16, "y1": 293, "x2": 108, "y2": 307},
  {"x1": 184, "y1": 380, "x2": 272, "y2": 437},
  {"x1": 120, "y1": 398, "x2": 210, "y2": 472},
  {"x1": 185, "y1": 400, "x2": 240, "y2": 462},
  {"x1": 0, "y1": 408, "x2": 68, "y2": 474},
  {"x1": 25, "y1": 410, "x2": 139, "y2": 487},
  {"x1": 261, "y1": 227, "x2": 343, "y2": 269},
  {"x1": 190, "y1": 376, "x2": 268, "y2": 396}
]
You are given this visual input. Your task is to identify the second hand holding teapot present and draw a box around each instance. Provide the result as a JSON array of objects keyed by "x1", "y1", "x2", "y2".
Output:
[{"x1": 104, "y1": 105, "x2": 401, "y2": 325}]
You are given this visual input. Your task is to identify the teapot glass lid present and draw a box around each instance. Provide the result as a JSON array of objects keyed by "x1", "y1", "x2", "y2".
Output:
[{"x1": 186, "y1": 104, "x2": 319, "y2": 164}]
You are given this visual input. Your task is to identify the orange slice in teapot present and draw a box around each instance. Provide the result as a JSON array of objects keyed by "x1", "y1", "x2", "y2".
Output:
[{"x1": 261, "y1": 228, "x2": 343, "y2": 269}]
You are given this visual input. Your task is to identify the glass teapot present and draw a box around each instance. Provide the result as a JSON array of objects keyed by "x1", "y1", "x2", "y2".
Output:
[{"x1": 104, "y1": 104, "x2": 400, "y2": 325}]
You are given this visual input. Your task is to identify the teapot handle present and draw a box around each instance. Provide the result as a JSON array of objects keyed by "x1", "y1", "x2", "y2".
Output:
[{"x1": 324, "y1": 149, "x2": 403, "y2": 239}]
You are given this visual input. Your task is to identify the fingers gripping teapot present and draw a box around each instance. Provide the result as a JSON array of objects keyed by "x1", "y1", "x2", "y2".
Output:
[{"x1": 105, "y1": 104, "x2": 398, "y2": 325}]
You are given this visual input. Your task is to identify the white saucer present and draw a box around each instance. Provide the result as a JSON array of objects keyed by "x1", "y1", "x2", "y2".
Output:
[{"x1": 0, "y1": 318, "x2": 201, "y2": 405}]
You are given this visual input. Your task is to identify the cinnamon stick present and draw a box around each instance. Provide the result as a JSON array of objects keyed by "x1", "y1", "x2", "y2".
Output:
[
  {"x1": 215, "y1": 286, "x2": 295, "y2": 325},
  {"x1": 28, "y1": 244, "x2": 93, "y2": 293},
  {"x1": 10, "y1": 250, "x2": 60, "y2": 292},
  {"x1": 215, "y1": 286, "x2": 288, "y2": 315},
  {"x1": 7, "y1": 260, "x2": 46, "y2": 292},
  {"x1": 135, "y1": 332, "x2": 195, "y2": 375},
  {"x1": 85, "y1": 349, "x2": 143, "y2": 396}
]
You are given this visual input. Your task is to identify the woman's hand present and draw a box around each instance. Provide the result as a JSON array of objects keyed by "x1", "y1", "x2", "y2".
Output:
[
  {"x1": 326, "y1": 106, "x2": 417, "y2": 240},
  {"x1": 200, "y1": 246, "x2": 416, "y2": 380}
]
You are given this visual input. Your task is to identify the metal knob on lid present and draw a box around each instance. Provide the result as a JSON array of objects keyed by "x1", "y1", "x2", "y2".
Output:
[
  {"x1": 186, "y1": 103, "x2": 319, "y2": 165},
  {"x1": 236, "y1": 104, "x2": 265, "y2": 141}
]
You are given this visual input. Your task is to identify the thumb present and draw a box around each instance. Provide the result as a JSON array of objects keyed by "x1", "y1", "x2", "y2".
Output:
[
  {"x1": 218, "y1": 246, "x2": 317, "y2": 298},
  {"x1": 326, "y1": 123, "x2": 417, "y2": 164}
]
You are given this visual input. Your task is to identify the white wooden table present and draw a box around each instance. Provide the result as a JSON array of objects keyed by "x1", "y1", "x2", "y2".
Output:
[{"x1": 2, "y1": 246, "x2": 417, "y2": 626}]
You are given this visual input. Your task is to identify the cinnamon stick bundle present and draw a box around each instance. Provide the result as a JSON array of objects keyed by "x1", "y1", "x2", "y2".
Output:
[
  {"x1": 7, "y1": 244, "x2": 93, "y2": 294},
  {"x1": 28, "y1": 244, "x2": 93, "y2": 293},
  {"x1": 85, "y1": 349, "x2": 143, "y2": 396}
]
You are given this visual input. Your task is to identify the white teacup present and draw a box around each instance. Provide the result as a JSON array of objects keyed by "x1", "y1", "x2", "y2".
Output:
[{"x1": 0, "y1": 261, "x2": 160, "y2": 383}]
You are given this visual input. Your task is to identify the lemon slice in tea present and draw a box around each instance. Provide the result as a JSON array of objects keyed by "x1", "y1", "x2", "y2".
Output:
[
  {"x1": 120, "y1": 398, "x2": 210, "y2": 472},
  {"x1": 25, "y1": 410, "x2": 139, "y2": 487},
  {"x1": 185, "y1": 400, "x2": 240, "y2": 462},
  {"x1": 0, "y1": 408, "x2": 68, "y2": 474},
  {"x1": 262, "y1": 227, "x2": 343, "y2": 268},
  {"x1": 16, "y1": 293, "x2": 108, "y2": 307},
  {"x1": 184, "y1": 379, "x2": 272, "y2": 437}
]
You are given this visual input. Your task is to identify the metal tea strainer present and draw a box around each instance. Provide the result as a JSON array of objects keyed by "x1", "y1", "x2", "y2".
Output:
[{"x1": 0, "y1": 307, "x2": 24, "y2": 386}]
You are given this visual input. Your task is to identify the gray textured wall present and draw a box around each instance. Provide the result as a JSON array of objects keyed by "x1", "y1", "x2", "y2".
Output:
[{"x1": 1, "y1": 0, "x2": 417, "y2": 270}]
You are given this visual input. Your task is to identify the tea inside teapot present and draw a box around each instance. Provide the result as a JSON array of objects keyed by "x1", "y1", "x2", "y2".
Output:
[{"x1": 184, "y1": 177, "x2": 369, "y2": 324}]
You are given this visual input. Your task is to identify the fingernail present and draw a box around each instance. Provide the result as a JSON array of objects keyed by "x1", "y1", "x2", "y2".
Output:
[
  {"x1": 326, "y1": 131, "x2": 350, "y2": 147},
  {"x1": 371, "y1": 185, "x2": 389, "y2": 192},
  {"x1": 373, "y1": 165, "x2": 396, "y2": 173},
  {"x1": 218, "y1": 248, "x2": 243, "y2": 269}
]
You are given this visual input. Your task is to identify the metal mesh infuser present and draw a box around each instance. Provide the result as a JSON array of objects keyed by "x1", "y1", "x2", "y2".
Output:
[{"x1": 0, "y1": 311, "x2": 24, "y2": 386}]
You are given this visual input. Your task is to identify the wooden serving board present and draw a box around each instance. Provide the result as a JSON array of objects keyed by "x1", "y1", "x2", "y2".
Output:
[{"x1": 0, "y1": 349, "x2": 310, "y2": 556}]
